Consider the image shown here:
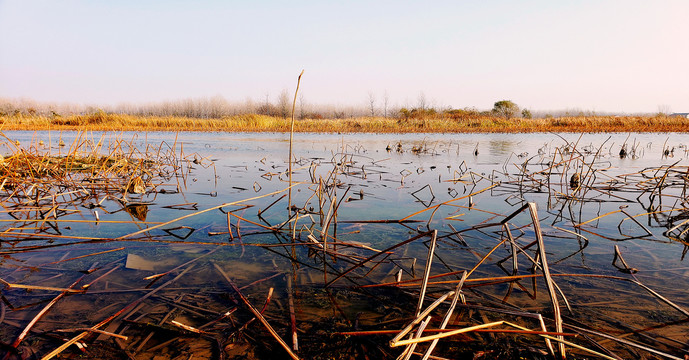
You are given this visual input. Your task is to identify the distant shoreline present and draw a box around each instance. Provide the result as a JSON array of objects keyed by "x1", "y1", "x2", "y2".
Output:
[{"x1": 1, "y1": 113, "x2": 688, "y2": 133}]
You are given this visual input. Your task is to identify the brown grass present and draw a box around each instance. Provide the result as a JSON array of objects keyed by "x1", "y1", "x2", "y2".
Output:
[{"x1": 1, "y1": 112, "x2": 688, "y2": 133}]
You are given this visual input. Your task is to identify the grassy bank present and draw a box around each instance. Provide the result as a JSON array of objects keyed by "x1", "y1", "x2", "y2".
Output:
[{"x1": 1, "y1": 112, "x2": 688, "y2": 133}]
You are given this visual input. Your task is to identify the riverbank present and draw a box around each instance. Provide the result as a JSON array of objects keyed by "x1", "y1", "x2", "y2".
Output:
[{"x1": 1, "y1": 112, "x2": 688, "y2": 133}]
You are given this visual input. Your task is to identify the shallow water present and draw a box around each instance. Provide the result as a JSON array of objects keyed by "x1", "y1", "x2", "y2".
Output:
[{"x1": 1, "y1": 131, "x2": 688, "y2": 359}]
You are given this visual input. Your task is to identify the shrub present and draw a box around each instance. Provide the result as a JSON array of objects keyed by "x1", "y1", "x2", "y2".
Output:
[
  {"x1": 399, "y1": 108, "x2": 411, "y2": 119},
  {"x1": 492, "y1": 100, "x2": 520, "y2": 119}
]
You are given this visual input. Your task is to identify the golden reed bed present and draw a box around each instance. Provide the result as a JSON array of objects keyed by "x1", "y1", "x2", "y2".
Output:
[{"x1": 2, "y1": 112, "x2": 688, "y2": 133}]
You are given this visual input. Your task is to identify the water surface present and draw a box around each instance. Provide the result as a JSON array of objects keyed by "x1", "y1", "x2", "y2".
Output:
[{"x1": 1, "y1": 131, "x2": 687, "y2": 359}]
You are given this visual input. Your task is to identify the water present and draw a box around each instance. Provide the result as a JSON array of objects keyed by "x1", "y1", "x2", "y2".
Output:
[{"x1": 1, "y1": 131, "x2": 688, "y2": 359}]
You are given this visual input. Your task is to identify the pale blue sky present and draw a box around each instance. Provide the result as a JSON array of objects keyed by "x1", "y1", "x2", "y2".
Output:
[{"x1": 1, "y1": 0, "x2": 687, "y2": 113}]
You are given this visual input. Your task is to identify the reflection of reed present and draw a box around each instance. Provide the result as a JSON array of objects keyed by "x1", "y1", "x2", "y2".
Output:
[{"x1": 124, "y1": 204, "x2": 148, "y2": 222}]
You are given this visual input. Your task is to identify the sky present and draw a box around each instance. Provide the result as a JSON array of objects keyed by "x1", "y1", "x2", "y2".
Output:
[{"x1": 0, "y1": 0, "x2": 688, "y2": 114}]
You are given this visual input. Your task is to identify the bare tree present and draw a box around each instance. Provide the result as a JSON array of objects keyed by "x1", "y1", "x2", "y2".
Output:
[
  {"x1": 657, "y1": 104, "x2": 672, "y2": 116},
  {"x1": 242, "y1": 97, "x2": 256, "y2": 114},
  {"x1": 299, "y1": 94, "x2": 306, "y2": 119},
  {"x1": 278, "y1": 89, "x2": 290, "y2": 118},
  {"x1": 256, "y1": 92, "x2": 273, "y2": 115},
  {"x1": 417, "y1": 92, "x2": 427, "y2": 111},
  {"x1": 367, "y1": 92, "x2": 376, "y2": 117},
  {"x1": 383, "y1": 90, "x2": 389, "y2": 118},
  {"x1": 209, "y1": 95, "x2": 227, "y2": 118}
]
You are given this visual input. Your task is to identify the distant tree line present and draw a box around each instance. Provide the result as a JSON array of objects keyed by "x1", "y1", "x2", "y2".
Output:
[
  {"x1": 0, "y1": 95, "x2": 371, "y2": 120},
  {"x1": 0, "y1": 95, "x2": 628, "y2": 120}
]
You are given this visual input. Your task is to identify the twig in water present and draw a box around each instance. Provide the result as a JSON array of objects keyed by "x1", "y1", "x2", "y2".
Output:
[{"x1": 213, "y1": 263, "x2": 300, "y2": 360}]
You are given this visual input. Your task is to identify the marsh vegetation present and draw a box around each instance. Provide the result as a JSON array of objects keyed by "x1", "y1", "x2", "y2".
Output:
[
  {"x1": 2, "y1": 97, "x2": 687, "y2": 134},
  {"x1": 0, "y1": 131, "x2": 688, "y2": 359},
  {"x1": 1, "y1": 112, "x2": 688, "y2": 134}
]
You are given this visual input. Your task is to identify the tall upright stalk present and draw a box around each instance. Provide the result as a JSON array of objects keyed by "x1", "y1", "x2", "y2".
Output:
[{"x1": 288, "y1": 70, "x2": 304, "y2": 215}]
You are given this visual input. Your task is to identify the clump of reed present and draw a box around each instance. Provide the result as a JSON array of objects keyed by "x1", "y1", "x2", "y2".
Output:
[{"x1": 0, "y1": 130, "x2": 193, "y2": 227}]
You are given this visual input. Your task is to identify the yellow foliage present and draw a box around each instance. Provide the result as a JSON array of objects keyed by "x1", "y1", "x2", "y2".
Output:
[{"x1": 0, "y1": 113, "x2": 687, "y2": 133}]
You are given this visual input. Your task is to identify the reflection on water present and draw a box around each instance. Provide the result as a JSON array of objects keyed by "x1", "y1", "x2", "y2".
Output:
[
  {"x1": 124, "y1": 204, "x2": 149, "y2": 222},
  {"x1": 1, "y1": 131, "x2": 688, "y2": 359}
]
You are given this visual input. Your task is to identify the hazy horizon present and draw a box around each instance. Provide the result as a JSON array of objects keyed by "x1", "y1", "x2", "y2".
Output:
[
  {"x1": 1, "y1": 1, "x2": 688, "y2": 114},
  {"x1": 0, "y1": 94, "x2": 645, "y2": 118}
]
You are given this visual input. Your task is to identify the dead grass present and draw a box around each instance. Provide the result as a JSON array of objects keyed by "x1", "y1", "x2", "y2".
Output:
[{"x1": 1, "y1": 113, "x2": 688, "y2": 133}]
